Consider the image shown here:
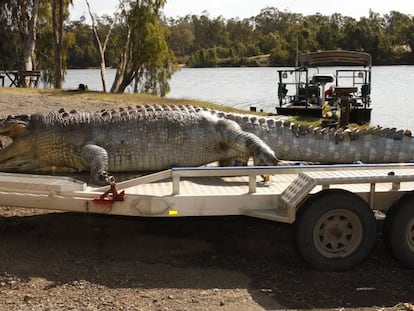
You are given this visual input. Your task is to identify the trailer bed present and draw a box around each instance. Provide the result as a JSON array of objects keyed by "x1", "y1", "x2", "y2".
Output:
[
  {"x1": 2, "y1": 163, "x2": 414, "y2": 270},
  {"x1": 0, "y1": 164, "x2": 414, "y2": 223}
]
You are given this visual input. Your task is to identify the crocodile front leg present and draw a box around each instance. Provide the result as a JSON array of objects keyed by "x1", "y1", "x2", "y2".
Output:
[
  {"x1": 217, "y1": 119, "x2": 279, "y2": 166},
  {"x1": 81, "y1": 144, "x2": 114, "y2": 185}
]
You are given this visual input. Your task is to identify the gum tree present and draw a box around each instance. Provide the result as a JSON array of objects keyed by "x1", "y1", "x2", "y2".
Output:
[
  {"x1": 0, "y1": 0, "x2": 48, "y2": 71},
  {"x1": 110, "y1": 0, "x2": 175, "y2": 95}
]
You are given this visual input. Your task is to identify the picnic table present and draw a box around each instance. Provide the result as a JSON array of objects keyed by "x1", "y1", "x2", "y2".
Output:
[{"x1": 2, "y1": 70, "x2": 41, "y2": 88}]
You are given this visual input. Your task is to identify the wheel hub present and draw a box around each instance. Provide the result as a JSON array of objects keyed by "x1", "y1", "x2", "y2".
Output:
[{"x1": 314, "y1": 209, "x2": 363, "y2": 258}]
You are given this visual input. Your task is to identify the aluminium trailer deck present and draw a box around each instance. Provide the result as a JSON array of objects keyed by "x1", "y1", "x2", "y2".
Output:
[
  {"x1": 0, "y1": 163, "x2": 413, "y2": 218},
  {"x1": 0, "y1": 163, "x2": 414, "y2": 270}
]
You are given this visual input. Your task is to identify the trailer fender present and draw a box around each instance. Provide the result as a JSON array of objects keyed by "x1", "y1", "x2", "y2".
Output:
[{"x1": 295, "y1": 189, "x2": 334, "y2": 216}]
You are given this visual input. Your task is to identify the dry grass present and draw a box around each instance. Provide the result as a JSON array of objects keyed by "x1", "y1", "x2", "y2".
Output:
[{"x1": 0, "y1": 87, "x2": 259, "y2": 116}]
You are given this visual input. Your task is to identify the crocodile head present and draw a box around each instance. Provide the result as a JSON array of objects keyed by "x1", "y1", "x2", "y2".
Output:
[
  {"x1": 0, "y1": 156, "x2": 43, "y2": 172},
  {"x1": 0, "y1": 114, "x2": 31, "y2": 139},
  {"x1": 0, "y1": 114, "x2": 37, "y2": 170}
]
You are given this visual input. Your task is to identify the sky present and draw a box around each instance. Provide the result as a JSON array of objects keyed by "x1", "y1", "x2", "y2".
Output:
[{"x1": 70, "y1": 0, "x2": 414, "y2": 21}]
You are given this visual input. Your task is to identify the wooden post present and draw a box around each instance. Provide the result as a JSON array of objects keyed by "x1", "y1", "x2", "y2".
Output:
[{"x1": 334, "y1": 87, "x2": 357, "y2": 128}]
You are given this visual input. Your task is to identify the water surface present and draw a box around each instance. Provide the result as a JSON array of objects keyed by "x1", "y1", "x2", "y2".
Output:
[{"x1": 61, "y1": 66, "x2": 414, "y2": 130}]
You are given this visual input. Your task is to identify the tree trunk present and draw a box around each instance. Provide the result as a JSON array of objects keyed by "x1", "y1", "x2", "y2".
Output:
[
  {"x1": 23, "y1": 0, "x2": 39, "y2": 72},
  {"x1": 86, "y1": 0, "x2": 114, "y2": 93},
  {"x1": 52, "y1": 0, "x2": 64, "y2": 89},
  {"x1": 20, "y1": 0, "x2": 39, "y2": 87},
  {"x1": 99, "y1": 55, "x2": 108, "y2": 92},
  {"x1": 110, "y1": 27, "x2": 131, "y2": 93},
  {"x1": 110, "y1": 54, "x2": 126, "y2": 93}
]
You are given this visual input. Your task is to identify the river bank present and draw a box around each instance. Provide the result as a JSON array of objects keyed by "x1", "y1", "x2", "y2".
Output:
[{"x1": 0, "y1": 87, "x2": 243, "y2": 117}]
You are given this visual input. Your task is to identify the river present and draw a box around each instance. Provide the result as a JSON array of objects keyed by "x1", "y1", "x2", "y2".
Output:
[{"x1": 62, "y1": 66, "x2": 414, "y2": 130}]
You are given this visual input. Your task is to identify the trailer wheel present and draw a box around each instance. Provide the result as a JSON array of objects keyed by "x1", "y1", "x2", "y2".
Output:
[
  {"x1": 383, "y1": 193, "x2": 414, "y2": 269},
  {"x1": 295, "y1": 190, "x2": 376, "y2": 271}
]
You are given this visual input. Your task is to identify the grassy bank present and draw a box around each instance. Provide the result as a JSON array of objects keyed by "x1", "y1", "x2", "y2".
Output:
[
  {"x1": 0, "y1": 88, "x2": 261, "y2": 116},
  {"x1": 2, "y1": 88, "x2": 370, "y2": 130}
]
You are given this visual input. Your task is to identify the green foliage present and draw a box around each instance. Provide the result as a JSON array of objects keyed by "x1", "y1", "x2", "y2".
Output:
[
  {"x1": 0, "y1": 0, "x2": 50, "y2": 70},
  {"x1": 0, "y1": 25, "x2": 22, "y2": 70},
  {"x1": 167, "y1": 16, "x2": 195, "y2": 56},
  {"x1": 167, "y1": 8, "x2": 414, "y2": 67},
  {"x1": 109, "y1": 0, "x2": 176, "y2": 95},
  {"x1": 4, "y1": 3, "x2": 414, "y2": 93},
  {"x1": 66, "y1": 21, "x2": 100, "y2": 68}
]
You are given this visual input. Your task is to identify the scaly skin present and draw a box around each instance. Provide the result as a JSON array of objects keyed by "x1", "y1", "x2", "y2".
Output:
[
  {"x1": 227, "y1": 114, "x2": 414, "y2": 164},
  {"x1": 0, "y1": 104, "x2": 413, "y2": 184},
  {"x1": 0, "y1": 105, "x2": 278, "y2": 184},
  {"x1": 174, "y1": 105, "x2": 414, "y2": 164}
]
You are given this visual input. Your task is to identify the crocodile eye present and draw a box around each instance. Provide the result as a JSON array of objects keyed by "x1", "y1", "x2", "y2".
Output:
[{"x1": 20, "y1": 114, "x2": 31, "y2": 121}]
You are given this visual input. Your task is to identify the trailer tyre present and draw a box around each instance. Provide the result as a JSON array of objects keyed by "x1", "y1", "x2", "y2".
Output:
[
  {"x1": 383, "y1": 193, "x2": 414, "y2": 269},
  {"x1": 295, "y1": 190, "x2": 376, "y2": 271}
]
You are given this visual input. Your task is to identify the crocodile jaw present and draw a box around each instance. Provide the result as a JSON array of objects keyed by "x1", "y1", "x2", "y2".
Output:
[{"x1": 0, "y1": 156, "x2": 42, "y2": 173}]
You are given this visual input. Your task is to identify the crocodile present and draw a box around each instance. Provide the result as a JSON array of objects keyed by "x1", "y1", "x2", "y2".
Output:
[
  {"x1": 0, "y1": 105, "x2": 278, "y2": 184},
  {"x1": 0, "y1": 104, "x2": 413, "y2": 184}
]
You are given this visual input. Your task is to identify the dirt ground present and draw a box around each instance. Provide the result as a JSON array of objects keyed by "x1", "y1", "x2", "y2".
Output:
[{"x1": 0, "y1": 88, "x2": 413, "y2": 311}]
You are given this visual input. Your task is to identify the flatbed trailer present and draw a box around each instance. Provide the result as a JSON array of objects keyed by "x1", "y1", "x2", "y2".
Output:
[{"x1": 0, "y1": 163, "x2": 413, "y2": 271}]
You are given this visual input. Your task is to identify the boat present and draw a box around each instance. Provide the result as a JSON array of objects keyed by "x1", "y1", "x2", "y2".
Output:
[{"x1": 276, "y1": 50, "x2": 372, "y2": 125}]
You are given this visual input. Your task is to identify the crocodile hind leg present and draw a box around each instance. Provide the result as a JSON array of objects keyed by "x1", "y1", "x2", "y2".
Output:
[
  {"x1": 216, "y1": 119, "x2": 279, "y2": 166},
  {"x1": 81, "y1": 144, "x2": 114, "y2": 185}
]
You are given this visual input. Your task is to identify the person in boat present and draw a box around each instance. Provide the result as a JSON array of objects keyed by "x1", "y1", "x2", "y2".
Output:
[
  {"x1": 310, "y1": 94, "x2": 321, "y2": 106},
  {"x1": 325, "y1": 86, "x2": 334, "y2": 98},
  {"x1": 322, "y1": 99, "x2": 340, "y2": 120}
]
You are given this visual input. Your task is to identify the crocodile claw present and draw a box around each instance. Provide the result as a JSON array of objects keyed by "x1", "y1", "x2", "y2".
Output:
[{"x1": 97, "y1": 172, "x2": 116, "y2": 185}]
